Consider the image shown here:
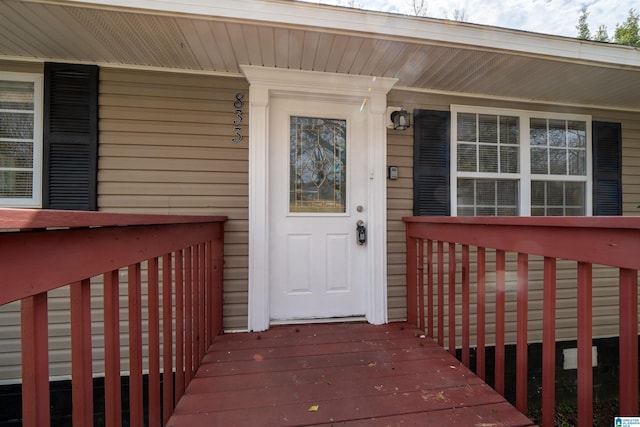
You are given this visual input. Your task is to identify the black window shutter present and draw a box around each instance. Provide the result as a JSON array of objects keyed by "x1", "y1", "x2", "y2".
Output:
[
  {"x1": 413, "y1": 109, "x2": 451, "y2": 216},
  {"x1": 592, "y1": 121, "x2": 622, "y2": 216},
  {"x1": 43, "y1": 63, "x2": 98, "y2": 210}
]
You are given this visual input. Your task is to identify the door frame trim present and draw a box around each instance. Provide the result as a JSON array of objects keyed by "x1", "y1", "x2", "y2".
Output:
[{"x1": 241, "y1": 65, "x2": 397, "y2": 331}]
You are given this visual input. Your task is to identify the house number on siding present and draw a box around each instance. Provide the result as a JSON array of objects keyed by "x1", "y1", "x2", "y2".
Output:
[{"x1": 232, "y1": 93, "x2": 244, "y2": 143}]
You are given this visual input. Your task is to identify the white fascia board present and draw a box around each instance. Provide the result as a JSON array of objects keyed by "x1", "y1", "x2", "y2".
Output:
[{"x1": 33, "y1": 0, "x2": 640, "y2": 69}]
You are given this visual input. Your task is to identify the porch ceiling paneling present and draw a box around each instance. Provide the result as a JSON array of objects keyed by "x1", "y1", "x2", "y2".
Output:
[{"x1": 0, "y1": 0, "x2": 639, "y2": 111}]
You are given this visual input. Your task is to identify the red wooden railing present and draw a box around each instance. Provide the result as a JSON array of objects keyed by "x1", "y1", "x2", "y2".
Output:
[
  {"x1": 0, "y1": 209, "x2": 226, "y2": 427},
  {"x1": 404, "y1": 216, "x2": 639, "y2": 427}
]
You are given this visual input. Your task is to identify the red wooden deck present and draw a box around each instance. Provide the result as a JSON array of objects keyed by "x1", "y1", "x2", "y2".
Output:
[{"x1": 167, "y1": 322, "x2": 535, "y2": 426}]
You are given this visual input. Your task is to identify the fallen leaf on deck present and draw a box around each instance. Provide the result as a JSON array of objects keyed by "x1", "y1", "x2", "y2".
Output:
[{"x1": 308, "y1": 405, "x2": 319, "y2": 412}]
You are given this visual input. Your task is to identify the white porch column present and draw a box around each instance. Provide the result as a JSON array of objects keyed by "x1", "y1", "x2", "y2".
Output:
[
  {"x1": 247, "y1": 84, "x2": 270, "y2": 332},
  {"x1": 366, "y1": 91, "x2": 390, "y2": 325}
]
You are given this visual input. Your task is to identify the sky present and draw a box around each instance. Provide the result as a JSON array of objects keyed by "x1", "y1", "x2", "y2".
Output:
[{"x1": 298, "y1": 0, "x2": 638, "y2": 39}]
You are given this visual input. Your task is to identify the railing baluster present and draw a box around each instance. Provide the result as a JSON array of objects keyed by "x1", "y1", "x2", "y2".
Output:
[
  {"x1": 405, "y1": 229, "x2": 418, "y2": 327},
  {"x1": 542, "y1": 257, "x2": 556, "y2": 427},
  {"x1": 619, "y1": 267, "x2": 638, "y2": 416},
  {"x1": 104, "y1": 270, "x2": 122, "y2": 427},
  {"x1": 175, "y1": 249, "x2": 185, "y2": 400},
  {"x1": 426, "y1": 240, "x2": 434, "y2": 339},
  {"x1": 577, "y1": 262, "x2": 593, "y2": 427},
  {"x1": 128, "y1": 263, "x2": 144, "y2": 427},
  {"x1": 148, "y1": 257, "x2": 161, "y2": 427},
  {"x1": 71, "y1": 279, "x2": 93, "y2": 427},
  {"x1": 199, "y1": 243, "x2": 206, "y2": 363},
  {"x1": 476, "y1": 247, "x2": 486, "y2": 381},
  {"x1": 185, "y1": 246, "x2": 194, "y2": 385},
  {"x1": 495, "y1": 249, "x2": 505, "y2": 395},
  {"x1": 448, "y1": 242, "x2": 456, "y2": 356},
  {"x1": 193, "y1": 245, "x2": 201, "y2": 371},
  {"x1": 21, "y1": 293, "x2": 50, "y2": 427},
  {"x1": 212, "y1": 223, "x2": 225, "y2": 338},
  {"x1": 198, "y1": 243, "x2": 207, "y2": 366},
  {"x1": 516, "y1": 253, "x2": 528, "y2": 413},
  {"x1": 462, "y1": 245, "x2": 470, "y2": 367},
  {"x1": 162, "y1": 254, "x2": 174, "y2": 425},
  {"x1": 437, "y1": 241, "x2": 444, "y2": 347},
  {"x1": 205, "y1": 241, "x2": 212, "y2": 349},
  {"x1": 418, "y1": 239, "x2": 425, "y2": 331}
]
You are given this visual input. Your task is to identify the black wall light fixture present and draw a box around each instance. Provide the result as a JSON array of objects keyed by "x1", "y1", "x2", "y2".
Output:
[{"x1": 390, "y1": 107, "x2": 411, "y2": 130}]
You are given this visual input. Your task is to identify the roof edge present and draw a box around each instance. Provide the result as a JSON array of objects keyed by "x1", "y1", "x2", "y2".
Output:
[{"x1": 26, "y1": 0, "x2": 640, "y2": 69}]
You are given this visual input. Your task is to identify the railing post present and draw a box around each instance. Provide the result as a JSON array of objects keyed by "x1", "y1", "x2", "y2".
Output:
[
  {"x1": 70, "y1": 279, "x2": 93, "y2": 427},
  {"x1": 21, "y1": 293, "x2": 50, "y2": 427},
  {"x1": 205, "y1": 240, "x2": 212, "y2": 348},
  {"x1": 128, "y1": 263, "x2": 144, "y2": 427},
  {"x1": 148, "y1": 258, "x2": 161, "y2": 427},
  {"x1": 212, "y1": 223, "x2": 225, "y2": 338},
  {"x1": 162, "y1": 254, "x2": 175, "y2": 425},
  {"x1": 476, "y1": 247, "x2": 486, "y2": 381},
  {"x1": 516, "y1": 253, "x2": 528, "y2": 414},
  {"x1": 495, "y1": 249, "x2": 505, "y2": 396},
  {"x1": 104, "y1": 270, "x2": 122, "y2": 427},
  {"x1": 619, "y1": 268, "x2": 638, "y2": 416},
  {"x1": 199, "y1": 243, "x2": 206, "y2": 362},
  {"x1": 461, "y1": 244, "x2": 470, "y2": 367},
  {"x1": 437, "y1": 241, "x2": 444, "y2": 347},
  {"x1": 426, "y1": 240, "x2": 434, "y2": 338},
  {"x1": 185, "y1": 246, "x2": 194, "y2": 385},
  {"x1": 542, "y1": 257, "x2": 557, "y2": 427},
  {"x1": 193, "y1": 245, "x2": 201, "y2": 370},
  {"x1": 448, "y1": 242, "x2": 456, "y2": 356},
  {"x1": 577, "y1": 262, "x2": 593, "y2": 427},
  {"x1": 418, "y1": 239, "x2": 425, "y2": 331},
  {"x1": 405, "y1": 226, "x2": 418, "y2": 327},
  {"x1": 175, "y1": 249, "x2": 185, "y2": 400}
]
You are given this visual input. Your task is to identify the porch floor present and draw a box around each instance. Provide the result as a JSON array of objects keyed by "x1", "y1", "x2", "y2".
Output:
[{"x1": 167, "y1": 322, "x2": 536, "y2": 426}]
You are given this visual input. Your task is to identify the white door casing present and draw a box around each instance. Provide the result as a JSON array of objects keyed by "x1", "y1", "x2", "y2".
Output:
[{"x1": 242, "y1": 65, "x2": 397, "y2": 331}]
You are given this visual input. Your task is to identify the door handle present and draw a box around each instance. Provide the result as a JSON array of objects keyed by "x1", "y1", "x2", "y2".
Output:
[{"x1": 356, "y1": 220, "x2": 367, "y2": 245}]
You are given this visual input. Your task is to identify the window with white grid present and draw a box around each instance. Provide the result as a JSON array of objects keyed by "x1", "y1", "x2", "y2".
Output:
[
  {"x1": 452, "y1": 106, "x2": 591, "y2": 216},
  {"x1": 0, "y1": 72, "x2": 43, "y2": 207}
]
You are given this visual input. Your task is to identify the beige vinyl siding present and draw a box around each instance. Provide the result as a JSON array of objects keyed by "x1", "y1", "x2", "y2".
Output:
[
  {"x1": 98, "y1": 68, "x2": 249, "y2": 330},
  {"x1": 386, "y1": 89, "x2": 640, "y2": 347},
  {"x1": 386, "y1": 126, "x2": 414, "y2": 321},
  {"x1": 0, "y1": 59, "x2": 42, "y2": 74}
]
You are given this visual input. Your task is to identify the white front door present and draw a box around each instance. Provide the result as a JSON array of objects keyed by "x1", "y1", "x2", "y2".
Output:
[{"x1": 269, "y1": 96, "x2": 368, "y2": 321}]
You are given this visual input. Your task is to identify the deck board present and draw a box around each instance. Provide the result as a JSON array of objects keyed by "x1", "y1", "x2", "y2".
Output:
[{"x1": 168, "y1": 322, "x2": 536, "y2": 427}]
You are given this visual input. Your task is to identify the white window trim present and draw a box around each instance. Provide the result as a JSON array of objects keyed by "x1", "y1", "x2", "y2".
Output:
[
  {"x1": 0, "y1": 72, "x2": 43, "y2": 208},
  {"x1": 451, "y1": 105, "x2": 592, "y2": 217}
]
